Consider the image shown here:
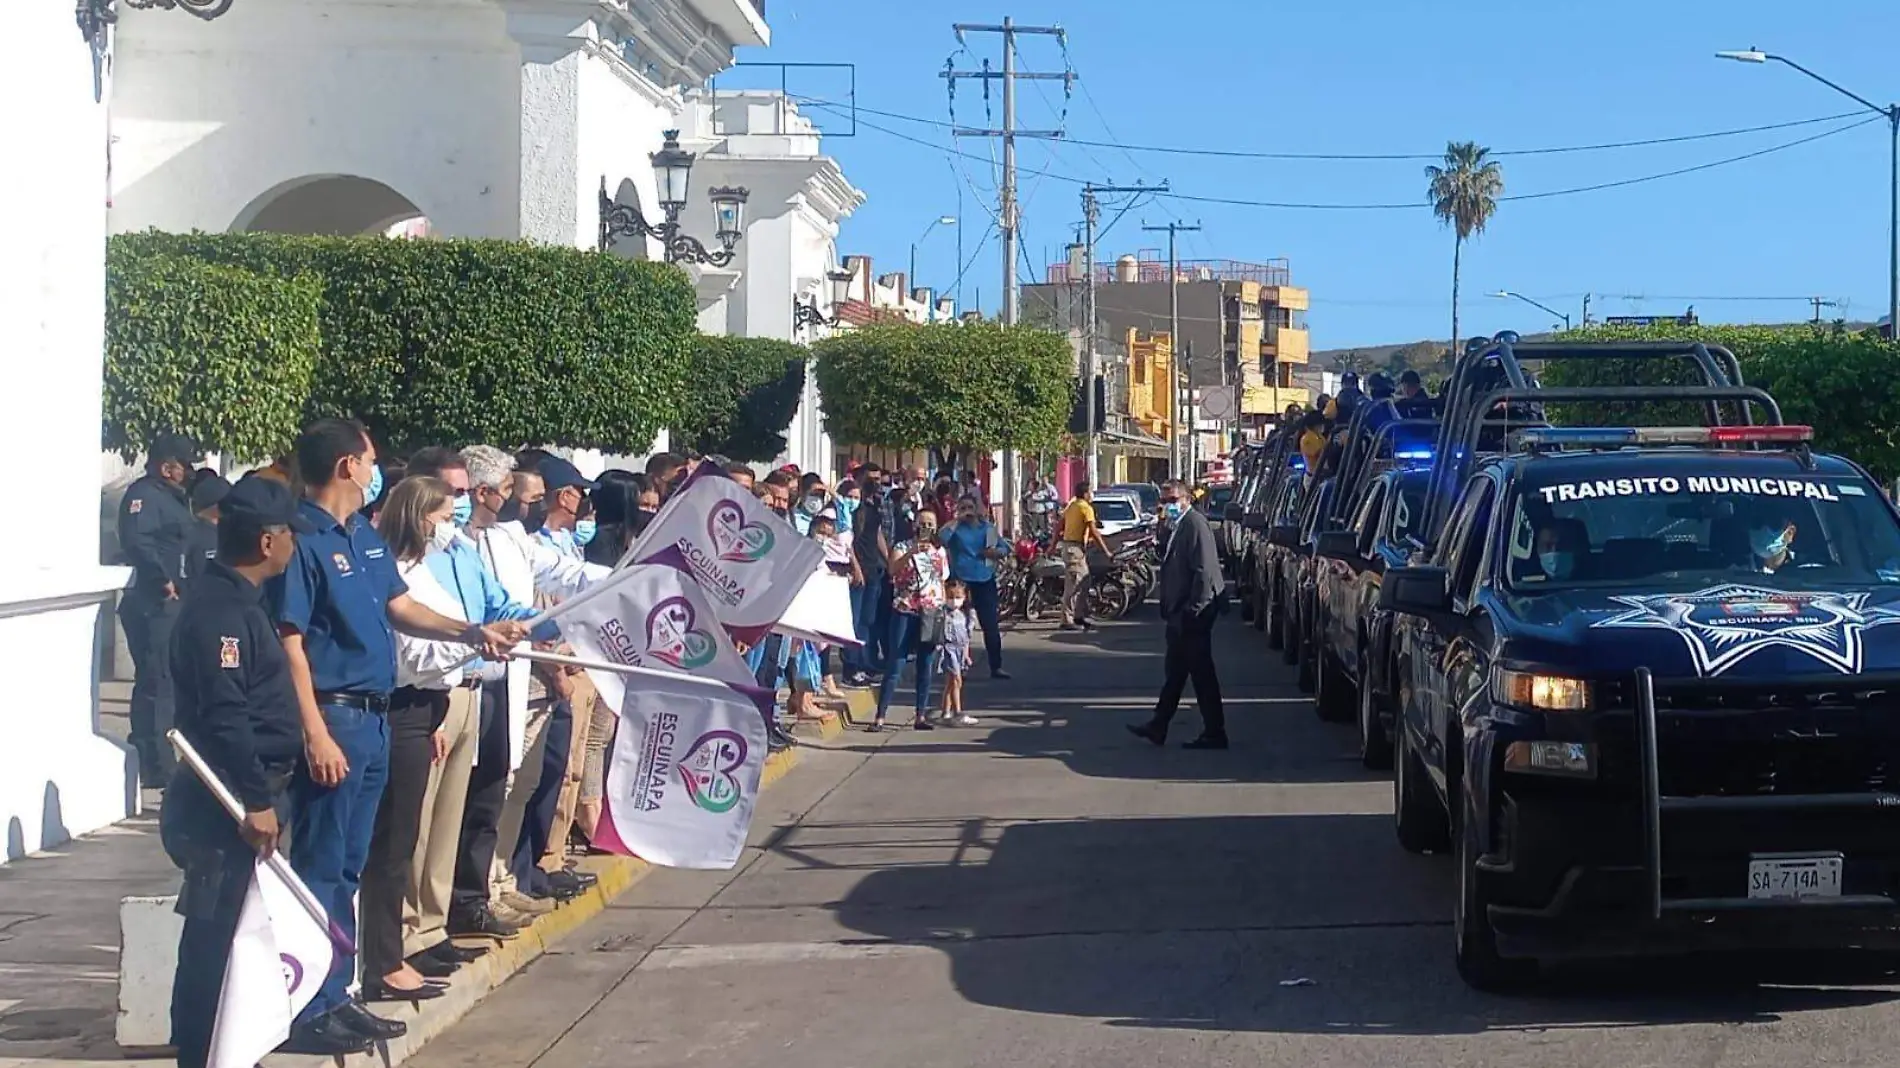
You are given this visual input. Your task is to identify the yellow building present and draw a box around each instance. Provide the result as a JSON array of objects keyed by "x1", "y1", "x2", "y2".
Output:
[{"x1": 1239, "y1": 282, "x2": 1311, "y2": 421}]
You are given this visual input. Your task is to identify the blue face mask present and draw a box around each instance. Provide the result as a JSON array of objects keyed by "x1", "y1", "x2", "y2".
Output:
[
  {"x1": 451, "y1": 493, "x2": 474, "y2": 526},
  {"x1": 1750, "y1": 527, "x2": 1790, "y2": 559},
  {"x1": 1163, "y1": 501, "x2": 1186, "y2": 520},
  {"x1": 363, "y1": 463, "x2": 384, "y2": 507},
  {"x1": 574, "y1": 519, "x2": 598, "y2": 546},
  {"x1": 1539, "y1": 550, "x2": 1575, "y2": 580}
]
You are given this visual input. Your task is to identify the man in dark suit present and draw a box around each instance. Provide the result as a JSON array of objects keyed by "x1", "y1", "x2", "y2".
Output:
[{"x1": 1127, "y1": 480, "x2": 1228, "y2": 750}]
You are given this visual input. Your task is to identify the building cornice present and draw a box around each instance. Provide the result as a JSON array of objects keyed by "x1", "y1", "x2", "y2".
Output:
[
  {"x1": 698, "y1": 154, "x2": 864, "y2": 223},
  {"x1": 580, "y1": 36, "x2": 681, "y2": 111}
]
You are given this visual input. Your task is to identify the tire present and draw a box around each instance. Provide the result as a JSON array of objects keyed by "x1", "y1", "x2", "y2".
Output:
[
  {"x1": 1261, "y1": 583, "x2": 1280, "y2": 642},
  {"x1": 1358, "y1": 656, "x2": 1394, "y2": 770},
  {"x1": 1280, "y1": 588, "x2": 1300, "y2": 666},
  {"x1": 1394, "y1": 693, "x2": 1451, "y2": 854},
  {"x1": 1296, "y1": 608, "x2": 1317, "y2": 694},
  {"x1": 1315, "y1": 647, "x2": 1354, "y2": 723},
  {"x1": 1455, "y1": 797, "x2": 1538, "y2": 992},
  {"x1": 1024, "y1": 582, "x2": 1056, "y2": 623},
  {"x1": 1092, "y1": 582, "x2": 1130, "y2": 620}
]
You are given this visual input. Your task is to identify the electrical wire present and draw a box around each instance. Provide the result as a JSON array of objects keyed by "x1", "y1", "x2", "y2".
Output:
[{"x1": 798, "y1": 95, "x2": 1867, "y2": 162}]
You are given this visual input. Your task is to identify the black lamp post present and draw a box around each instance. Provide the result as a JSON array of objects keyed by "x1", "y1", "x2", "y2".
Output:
[
  {"x1": 598, "y1": 130, "x2": 749, "y2": 266},
  {"x1": 792, "y1": 269, "x2": 854, "y2": 331},
  {"x1": 80, "y1": 0, "x2": 234, "y2": 48}
]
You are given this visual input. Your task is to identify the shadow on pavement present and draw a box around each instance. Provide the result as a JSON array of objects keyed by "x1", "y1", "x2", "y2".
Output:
[{"x1": 827, "y1": 813, "x2": 1900, "y2": 1034}]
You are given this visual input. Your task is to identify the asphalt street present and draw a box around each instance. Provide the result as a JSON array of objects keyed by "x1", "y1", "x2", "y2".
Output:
[{"x1": 405, "y1": 611, "x2": 1900, "y2": 1068}]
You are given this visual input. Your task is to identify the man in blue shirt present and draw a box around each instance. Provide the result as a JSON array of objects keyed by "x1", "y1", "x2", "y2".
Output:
[
  {"x1": 940, "y1": 496, "x2": 1011, "y2": 679},
  {"x1": 269, "y1": 420, "x2": 526, "y2": 1052}
]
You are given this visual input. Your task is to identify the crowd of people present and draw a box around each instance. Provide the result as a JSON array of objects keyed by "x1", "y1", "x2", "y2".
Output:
[{"x1": 113, "y1": 423, "x2": 1039, "y2": 1066}]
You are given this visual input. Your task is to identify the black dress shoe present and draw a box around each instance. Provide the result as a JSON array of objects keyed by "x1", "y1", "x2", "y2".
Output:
[
  {"x1": 406, "y1": 951, "x2": 457, "y2": 979},
  {"x1": 279, "y1": 1011, "x2": 376, "y2": 1056},
  {"x1": 561, "y1": 865, "x2": 599, "y2": 887},
  {"x1": 1125, "y1": 722, "x2": 1166, "y2": 747},
  {"x1": 335, "y1": 999, "x2": 408, "y2": 1040},
  {"x1": 546, "y1": 868, "x2": 591, "y2": 897},
  {"x1": 364, "y1": 979, "x2": 448, "y2": 1003},
  {"x1": 990, "y1": 669, "x2": 1012, "y2": 680},
  {"x1": 1182, "y1": 735, "x2": 1230, "y2": 750},
  {"x1": 425, "y1": 940, "x2": 487, "y2": 964},
  {"x1": 447, "y1": 905, "x2": 520, "y2": 940}
]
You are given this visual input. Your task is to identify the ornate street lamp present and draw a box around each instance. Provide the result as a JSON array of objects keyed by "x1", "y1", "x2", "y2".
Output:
[
  {"x1": 79, "y1": 0, "x2": 235, "y2": 48},
  {"x1": 793, "y1": 269, "x2": 855, "y2": 331},
  {"x1": 597, "y1": 130, "x2": 749, "y2": 266}
]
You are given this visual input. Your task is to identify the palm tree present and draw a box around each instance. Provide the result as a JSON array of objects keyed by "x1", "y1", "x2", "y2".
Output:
[{"x1": 1425, "y1": 141, "x2": 1504, "y2": 359}]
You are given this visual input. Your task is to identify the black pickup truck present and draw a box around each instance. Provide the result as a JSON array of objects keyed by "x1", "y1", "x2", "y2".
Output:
[{"x1": 1383, "y1": 420, "x2": 1900, "y2": 989}]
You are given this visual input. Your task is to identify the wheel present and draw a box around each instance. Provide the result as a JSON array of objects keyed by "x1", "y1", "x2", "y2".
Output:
[
  {"x1": 1264, "y1": 583, "x2": 1282, "y2": 646},
  {"x1": 1024, "y1": 582, "x2": 1056, "y2": 623},
  {"x1": 1250, "y1": 577, "x2": 1268, "y2": 632},
  {"x1": 1455, "y1": 797, "x2": 1538, "y2": 991},
  {"x1": 1358, "y1": 655, "x2": 1394, "y2": 770},
  {"x1": 1296, "y1": 609, "x2": 1317, "y2": 694},
  {"x1": 1393, "y1": 689, "x2": 1451, "y2": 854},
  {"x1": 1093, "y1": 581, "x2": 1130, "y2": 620},
  {"x1": 1315, "y1": 647, "x2": 1355, "y2": 723},
  {"x1": 1280, "y1": 590, "x2": 1300, "y2": 666}
]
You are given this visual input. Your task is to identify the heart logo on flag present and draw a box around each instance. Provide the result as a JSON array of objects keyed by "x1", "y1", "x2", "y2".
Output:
[
  {"x1": 678, "y1": 730, "x2": 748, "y2": 813},
  {"x1": 706, "y1": 500, "x2": 775, "y2": 563},
  {"x1": 644, "y1": 595, "x2": 717, "y2": 670},
  {"x1": 280, "y1": 953, "x2": 306, "y2": 995}
]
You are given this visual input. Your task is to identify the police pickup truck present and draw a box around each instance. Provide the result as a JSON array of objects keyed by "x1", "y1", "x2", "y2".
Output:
[{"x1": 1382, "y1": 417, "x2": 1900, "y2": 989}]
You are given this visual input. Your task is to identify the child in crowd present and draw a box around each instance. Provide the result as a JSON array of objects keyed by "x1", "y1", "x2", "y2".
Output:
[{"x1": 934, "y1": 579, "x2": 978, "y2": 726}]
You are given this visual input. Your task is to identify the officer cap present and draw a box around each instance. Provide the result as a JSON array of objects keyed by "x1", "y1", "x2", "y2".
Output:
[
  {"x1": 538, "y1": 456, "x2": 598, "y2": 494},
  {"x1": 222, "y1": 476, "x2": 314, "y2": 534},
  {"x1": 190, "y1": 474, "x2": 233, "y2": 513},
  {"x1": 150, "y1": 432, "x2": 203, "y2": 467}
]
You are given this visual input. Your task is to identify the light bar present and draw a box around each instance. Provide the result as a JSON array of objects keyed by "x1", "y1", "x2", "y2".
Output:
[
  {"x1": 1512, "y1": 425, "x2": 1813, "y2": 449},
  {"x1": 1393, "y1": 448, "x2": 1434, "y2": 461}
]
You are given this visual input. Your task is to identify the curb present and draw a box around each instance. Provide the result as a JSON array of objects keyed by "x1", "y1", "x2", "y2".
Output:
[{"x1": 262, "y1": 744, "x2": 802, "y2": 1068}]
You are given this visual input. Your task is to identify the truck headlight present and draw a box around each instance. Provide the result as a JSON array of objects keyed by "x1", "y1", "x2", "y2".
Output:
[
  {"x1": 1504, "y1": 741, "x2": 1595, "y2": 777},
  {"x1": 1493, "y1": 669, "x2": 1591, "y2": 712}
]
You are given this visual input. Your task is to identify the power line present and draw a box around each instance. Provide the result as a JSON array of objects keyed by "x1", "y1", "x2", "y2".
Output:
[{"x1": 799, "y1": 95, "x2": 1865, "y2": 162}]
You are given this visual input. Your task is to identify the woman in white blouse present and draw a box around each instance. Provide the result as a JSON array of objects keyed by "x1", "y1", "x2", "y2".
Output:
[{"x1": 360, "y1": 477, "x2": 469, "y2": 1000}]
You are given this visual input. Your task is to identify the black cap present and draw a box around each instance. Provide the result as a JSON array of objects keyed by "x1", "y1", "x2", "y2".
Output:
[
  {"x1": 190, "y1": 474, "x2": 232, "y2": 513},
  {"x1": 150, "y1": 432, "x2": 202, "y2": 467},
  {"x1": 221, "y1": 475, "x2": 314, "y2": 534},
  {"x1": 539, "y1": 456, "x2": 598, "y2": 494},
  {"x1": 1340, "y1": 371, "x2": 1360, "y2": 387},
  {"x1": 1398, "y1": 369, "x2": 1422, "y2": 386}
]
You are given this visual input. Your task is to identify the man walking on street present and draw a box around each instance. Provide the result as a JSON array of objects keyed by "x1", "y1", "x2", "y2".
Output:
[
  {"x1": 118, "y1": 432, "x2": 202, "y2": 783},
  {"x1": 1058, "y1": 482, "x2": 1110, "y2": 632},
  {"x1": 1128, "y1": 480, "x2": 1227, "y2": 750}
]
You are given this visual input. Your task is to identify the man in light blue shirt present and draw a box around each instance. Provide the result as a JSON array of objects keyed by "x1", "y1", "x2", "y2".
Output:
[{"x1": 940, "y1": 497, "x2": 1010, "y2": 680}]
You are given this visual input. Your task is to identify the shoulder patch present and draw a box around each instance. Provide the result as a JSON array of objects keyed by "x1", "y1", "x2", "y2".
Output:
[
  {"x1": 128, "y1": 498, "x2": 144, "y2": 514},
  {"x1": 218, "y1": 637, "x2": 241, "y2": 669}
]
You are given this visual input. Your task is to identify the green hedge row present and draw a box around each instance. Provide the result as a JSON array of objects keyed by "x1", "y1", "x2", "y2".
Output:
[
  {"x1": 106, "y1": 231, "x2": 700, "y2": 457},
  {"x1": 676, "y1": 335, "x2": 809, "y2": 462}
]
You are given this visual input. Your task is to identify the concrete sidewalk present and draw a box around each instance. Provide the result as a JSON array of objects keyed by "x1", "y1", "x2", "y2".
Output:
[{"x1": 0, "y1": 689, "x2": 857, "y2": 1068}]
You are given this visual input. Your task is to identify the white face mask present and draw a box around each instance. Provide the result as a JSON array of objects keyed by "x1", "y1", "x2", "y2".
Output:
[
  {"x1": 429, "y1": 520, "x2": 459, "y2": 553},
  {"x1": 947, "y1": 598, "x2": 965, "y2": 609}
]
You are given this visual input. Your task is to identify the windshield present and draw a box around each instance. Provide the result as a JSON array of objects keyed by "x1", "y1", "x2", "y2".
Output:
[
  {"x1": 1094, "y1": 497, "x2": 1138, "y2": 523},
  {"x1": 1113, "y1": 483, "x2": 1160, "y2": 511},
  {"x1": 1505, "y1": 465, "x2": 1900, "y2": 591}
]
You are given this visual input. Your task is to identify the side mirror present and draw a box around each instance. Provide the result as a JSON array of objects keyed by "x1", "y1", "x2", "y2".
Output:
[
  {"x1": 1223, "y1": 503, "x2": 1243, "y2": 523},
  {"x1": 1379, "y1": 564, "x2": 1452, "y2": 617},
  {"x1": 1243, "y1": 511, "x2": 1268, "y2": 531},
  {"x1": 1316, "y1": 530, "x2": 1358, "y2": 560},
  {"x1": 1268, "y1": 523, "x2": 1300, "y2": 548}
]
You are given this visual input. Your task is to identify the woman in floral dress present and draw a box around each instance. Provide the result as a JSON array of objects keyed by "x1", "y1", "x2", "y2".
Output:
[{"x1": 870, "y1": 511, "x2": 948, "y2": 732}]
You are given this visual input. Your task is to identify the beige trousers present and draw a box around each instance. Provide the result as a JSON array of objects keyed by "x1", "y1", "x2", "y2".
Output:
[
  {"x1": 489, "y1": 702, "x2": 553, "y2": 898},
  {"x1": 540, "y1": 675, "x2": 597, "y2": 873},
  {"x1": 401, "y1": 685, "x2": 479, "y2": 958}
]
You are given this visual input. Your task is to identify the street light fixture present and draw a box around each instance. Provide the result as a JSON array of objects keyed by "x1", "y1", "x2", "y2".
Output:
[
  {"x1": 1717, "y1": 47, "x2": 1900, "y2": 338},
  {"x1": 1492, "y1": 290, "x2": 1571, "y2": 330},
  {"x1": 792, "y1": 269, "x2": 855, "y2": 331},
  {"x1": 597, "y1": 130, "x2": 750, "y2": 266},
  {"x1": 909, "y1": 214, "x2": 958, "y2": 308}
]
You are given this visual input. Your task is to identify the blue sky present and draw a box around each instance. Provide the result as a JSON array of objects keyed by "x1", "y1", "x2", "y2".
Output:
[{"x1": 733, "y1": 0, "x2": 1899, "y2": 349}]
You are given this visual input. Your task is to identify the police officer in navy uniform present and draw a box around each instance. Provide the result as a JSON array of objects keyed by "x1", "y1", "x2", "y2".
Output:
[
  {"x1": 158, "y1": 476, "x2": 365, "y2": 1064},
  {"x1": 118, "y1": 432, "x2": 201, "y2": 782},
  {"x1": 184, "y1": 474, "x2": 231, "y2": 586}
]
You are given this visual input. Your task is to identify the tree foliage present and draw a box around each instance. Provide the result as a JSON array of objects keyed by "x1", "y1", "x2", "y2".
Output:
[
  {"x1": 1425, "y1": 141, "x2": 1504, "y2": 357},
  {"x1": 812, "y1": 321, "x2": 1073, "y2": 451},
  {"x1": 1539, "y1": 320, "x2": 1900, "y2": 481},
  {"x1": 104, "y1": 243, "x2": 321, "y2": 462},
  {"x1": 109, "y1": 231, "x2": 697, "y2": 454},
  {"x1": 676, "y1": 335, "x2": 809, "y2": 462}
]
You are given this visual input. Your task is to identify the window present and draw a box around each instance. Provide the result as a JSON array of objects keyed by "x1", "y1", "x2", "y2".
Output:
[
  {"x1": 1354, "y1": 481, "x2": 1388, "y2": 554},
  {"x1": 1442, "y1": 476, "x2": 1497, "y2": 608}
]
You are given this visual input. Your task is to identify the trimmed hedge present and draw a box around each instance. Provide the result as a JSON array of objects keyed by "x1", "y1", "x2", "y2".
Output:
[
  {"x1": 676, "y1": 336, "x2": 809, "y2": 462},
  {"x1": 109, "y1": 231, "x2": 698, "y2": 454},
  {"x1": 1539, "y1": 321, "x2": 1900, "y2": 481},
  {"x1": 812, "y1": 321, "x2": 1072, "y2": 451},
  {"x1": 104, "y1": 245, "x2": 320, "y2": 462}
]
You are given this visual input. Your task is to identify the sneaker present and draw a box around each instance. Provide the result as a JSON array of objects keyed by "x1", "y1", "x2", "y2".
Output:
[
  {"x1": 501, "y1": 890, "x2": 555, "y2": 916},
  {"x1": 447, "y1": 904, "x2": 520, "y2": 940},
  {"x1": 951, "y1": 714, "x2": 980, "y2": 727}
]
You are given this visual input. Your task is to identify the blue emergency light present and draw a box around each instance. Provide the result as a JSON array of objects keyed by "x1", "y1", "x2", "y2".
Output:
[{"x1": 1510, "y1": 425, "x2": 1813, "y2": 449}]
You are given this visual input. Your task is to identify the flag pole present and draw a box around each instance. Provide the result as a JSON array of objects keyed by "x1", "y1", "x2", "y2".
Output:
[
  {"x1": 509, "y1": 646, "x2": 741, "y2": 692},
  {"x1": 164, "y1": 730, "x2": 357, "y2": 956}
]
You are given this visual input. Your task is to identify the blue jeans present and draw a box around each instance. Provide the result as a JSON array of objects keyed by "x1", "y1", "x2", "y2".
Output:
[
  {"x1": 849, "y1": 576, "x2": 889, "y2": 673},
  {"x1": 510, "y1": 699, "x2": 573, "y2": 896},
  {"x1": 966, "y1": 577, "x2": 1004, "y2": 675},
  {"x1": 290, "y1": 702, "x2": 391, "y2": 1021},
  {"x1": 875, "y1": 610, "x2": 937, "y2": 719}
]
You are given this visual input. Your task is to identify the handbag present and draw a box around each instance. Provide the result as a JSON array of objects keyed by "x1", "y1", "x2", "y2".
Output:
[{"x1": 918, "y1": 606, "x2": 947, "y2": 645}]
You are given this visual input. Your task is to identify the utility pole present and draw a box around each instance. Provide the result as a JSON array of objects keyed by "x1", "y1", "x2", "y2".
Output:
[
  {"x1": 1143, "y1": 220, "x2": 1200, "y2": 479},
  {"x1": 944, "y1": 17, "x2": 1071, "y2": 525},
  {"x1": 1581, "y1": 293, "x2": 1592, "y2": 328},
  {"x1": 1810, "y1": 295, "x2": 1840, "y2": 323},
  {"x1": 1080, "y1": 181, "x2": 1163, "y2": 487}
]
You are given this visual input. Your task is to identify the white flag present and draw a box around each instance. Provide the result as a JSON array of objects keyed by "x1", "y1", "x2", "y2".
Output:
[
  {"x1": 554, "y1": 557, "x2": 757, "y2": 713},
  {"x1": 594, "y1": 670, "x2": 774, "y2": 869},
  {"x1": 774, "y1": 567, "x2": 861, "y2": 647},
  {"x1": 206, "y1": 858, "x2": 336, "y2": 1068},
  {"x1": 624, "y1": 465, "x2": 826, "y2": 643}
]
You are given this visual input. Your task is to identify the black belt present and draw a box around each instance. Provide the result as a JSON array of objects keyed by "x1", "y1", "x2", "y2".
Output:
[
  {"x1": 458, "y1": 675, "x2": 485, "y2": 690},
  {"x1": 317, "y1": 691, "x2": 391, "y2": 713}
]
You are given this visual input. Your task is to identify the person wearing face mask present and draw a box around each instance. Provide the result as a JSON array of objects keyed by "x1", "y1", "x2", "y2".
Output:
[
  {"x1": 940, "y1": 496, "x2": 1011, "y2": 680},
  {"x1": 1750, "y1": 517, "x2": 1801, "y2": 574},
  {"x1": 931, "y1": 579, "x2": 979, "y2": 726},
  {"x1": 645, "y1": 451, "x2": 687, "y2": 501},
  {"x1": 532, "y1": 457, "x2": 596, "y2": 562},
  {"x1": 871, "y1": 511, "x2": 949, "y2": 733},
  {"x1": 267, "y1": 421, "x2": 530, "y2": 1050},
  {"x1": 117, "y1": 431, "x2": 204, "y2": 783},
  {"x1": 1533, "y1": 518, "x2": 1590, "y2": 582},
  {"x1": 1127, "y1": 481, "x2": 1228, "y2": 751},
  {"x1": 794, "y1": 476, "x2": 831, "y2": 535}
]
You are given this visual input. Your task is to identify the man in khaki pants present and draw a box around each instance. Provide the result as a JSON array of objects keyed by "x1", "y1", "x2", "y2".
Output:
[{"x1": 1058, "y1": 482, "x2": 1109, "y2": 632}]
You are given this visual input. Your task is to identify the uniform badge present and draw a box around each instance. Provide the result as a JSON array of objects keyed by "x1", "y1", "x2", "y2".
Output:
[
  {"x1": 128, "y1": 498, "x2": 143, "y2": 514},
  {"x1": 219, "y1": 637, "x2": 241, "y2": 669},
  {"x1": 332, "y1": 552, "x2": 353, "y2": 576}
]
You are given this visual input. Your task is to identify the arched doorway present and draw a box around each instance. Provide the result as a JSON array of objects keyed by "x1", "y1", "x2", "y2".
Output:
[{"x1": 232, "y1": 175, "x2": 428, "y2": 236}]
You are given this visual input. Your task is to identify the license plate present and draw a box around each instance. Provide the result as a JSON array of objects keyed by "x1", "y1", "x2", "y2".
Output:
[{"x1": 1746, "y1": 853, "x2": 1843, "y2": 900}]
